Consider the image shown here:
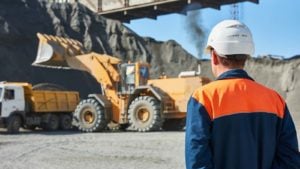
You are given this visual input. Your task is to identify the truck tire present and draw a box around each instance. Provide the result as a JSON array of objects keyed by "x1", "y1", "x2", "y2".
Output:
[
  {"x1": 128, "y1": 96, "x2": 163, "y2": 132},
  {"x1": 59, "y1": 114, "x2": 72, "y2": 130},
  {"x1": 33, "y1": 83, "x2": 66, "y2": 91},
  {"x1": 162, "y1": 118, "x2": 186, "y2": 131},
  {"x1": 42, "y1": 114, "x2": 59, "y2": 131},
  {"x1": 74, "y1": 98, "x2": 107, "y2": 132},
  {"x1": 7, "y1": 115, "x2": 22, "y2": 134}
]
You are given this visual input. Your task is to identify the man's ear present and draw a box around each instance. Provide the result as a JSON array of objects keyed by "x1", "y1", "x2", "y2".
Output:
[{"x1": 211, "y1": 50, "x2": 219, "y2": 65}]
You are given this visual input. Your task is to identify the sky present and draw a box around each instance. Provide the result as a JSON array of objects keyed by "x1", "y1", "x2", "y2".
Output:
[{"x1": 125, "y1": 0, "x2": 300, "y2": 59}]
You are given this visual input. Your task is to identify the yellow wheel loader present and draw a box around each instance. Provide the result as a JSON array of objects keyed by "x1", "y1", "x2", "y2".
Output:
[{"x1": 33, "y1": 33, "x2": 210, "y2": 132}]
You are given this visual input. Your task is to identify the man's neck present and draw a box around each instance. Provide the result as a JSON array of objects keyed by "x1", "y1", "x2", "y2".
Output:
[
  {"x1": 215, "y1": 67, "x2": 244, "y2": 78},
  {"x1": 215, "y1": 67, "x2": 231, "y2": 78}
]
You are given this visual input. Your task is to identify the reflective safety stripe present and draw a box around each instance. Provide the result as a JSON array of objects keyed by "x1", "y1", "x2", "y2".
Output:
[{"x1": 192, "y1": 78, "x2": 285, "y2": 120}]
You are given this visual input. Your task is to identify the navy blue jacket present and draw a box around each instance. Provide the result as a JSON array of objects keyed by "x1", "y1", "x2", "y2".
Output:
[{"x1": 185, "y1": 69, "x2": 300, "y2": 169}]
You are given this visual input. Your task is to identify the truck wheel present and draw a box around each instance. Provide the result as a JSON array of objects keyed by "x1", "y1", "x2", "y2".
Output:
[
  {"x1": 59, "y1": 114, "x2": 72, "y2": 130},
  {"x1": 162, "y1": 118, "x2": 186, "y2": 131},
  {"x1": 128, "y1": 96, "x2": 163, "y2": 132},
  {"x1": 74, "y1": 98, "x2": 107, "y2": 132},
  {"x1": 42, "y1": 114, "x2": 59, "y2": 131},
  {"x1": 7, "y1": 115, "x2": 22, "y2": 134}
]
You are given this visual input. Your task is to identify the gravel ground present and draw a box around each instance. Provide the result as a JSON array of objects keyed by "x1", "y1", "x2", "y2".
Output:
[
  {"x1": 0, "y1": 130, "x2": 185, "y2": 169},
  {"x1": 0, "y1": 127, "x2": 299, "y2": 169}
]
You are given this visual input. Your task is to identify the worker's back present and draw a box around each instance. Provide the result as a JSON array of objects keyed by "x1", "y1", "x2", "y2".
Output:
[{"x1": 186, "y1": 69, "x2": 300, "y2": 169}]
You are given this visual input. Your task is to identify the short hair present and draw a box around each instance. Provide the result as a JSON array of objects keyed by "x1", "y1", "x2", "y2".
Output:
[
  {"x1": 218, "y1": 54, "x2": 249, "y2": 68},
  {"x1": 210, "y1": 48, "x2": 249, "y2": 68}
]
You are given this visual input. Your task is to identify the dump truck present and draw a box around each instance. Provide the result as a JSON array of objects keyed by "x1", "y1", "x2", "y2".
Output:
[
  {"x1": 33, "y1": 33, "x2": 210, "y2": 132},
  {"x1": 0, "y1": 82, "x2": 80, "y2": 133}
]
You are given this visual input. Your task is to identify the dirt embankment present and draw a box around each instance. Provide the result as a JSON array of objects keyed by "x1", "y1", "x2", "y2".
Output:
[{"x1": 245, "y1": 57, "x2": 300, "y2": 125}]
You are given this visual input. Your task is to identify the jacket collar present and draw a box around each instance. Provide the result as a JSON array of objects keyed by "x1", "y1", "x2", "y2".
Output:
[{"x1": 216, "y1": 69, "x2": 254, "y2": 81}]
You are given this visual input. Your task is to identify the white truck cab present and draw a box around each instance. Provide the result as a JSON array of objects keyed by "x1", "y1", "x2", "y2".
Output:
[
  {"x1": 0, "y1": 83, "x2": 26, "y2": 133},
  {"x1": 0, "y1": 83, "x2": 25, "y2": 118}
]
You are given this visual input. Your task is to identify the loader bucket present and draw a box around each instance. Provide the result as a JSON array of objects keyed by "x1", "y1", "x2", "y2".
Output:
[{"x1": 32, "y1": 33, "x2": 84, "y2": 69}]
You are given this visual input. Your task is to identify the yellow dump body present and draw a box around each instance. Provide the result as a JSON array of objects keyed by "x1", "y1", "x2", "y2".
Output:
[
  {"x1": 29, "y1": 91, "x2": 80, "y2": 113},
  {"x1": 147, "y1": 76, "x2": 210, "y2": 118},
  {"x1": 2, "y1": 82, "x2": 80, "y2": 113}
]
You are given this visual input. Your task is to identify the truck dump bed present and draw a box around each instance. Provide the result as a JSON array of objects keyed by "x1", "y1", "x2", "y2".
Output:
[{"x1": 30, "y1": 91, "x2": 79, "y2": 113}]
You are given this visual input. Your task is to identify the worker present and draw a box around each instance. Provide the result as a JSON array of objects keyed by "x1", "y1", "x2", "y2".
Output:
[{"x1": 185, "y1": 20, "x2": 300, "y2": 169}]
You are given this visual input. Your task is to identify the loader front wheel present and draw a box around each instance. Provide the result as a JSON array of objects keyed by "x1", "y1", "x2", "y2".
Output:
[
  {"x1": 128, "y1": 96, "x2": 163, "y2": 132},
  {"x1": 74, "y1": 98, "x2": 107, "y2": 132}
]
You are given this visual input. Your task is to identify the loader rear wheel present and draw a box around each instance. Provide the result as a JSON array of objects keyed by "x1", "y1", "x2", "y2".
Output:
[
  {"x1": 59, "y1": 114, "x2": 72, "y2": 130},
  {"x1": 42, "y1": 114, "x2": 59, "y2": 131},
  {"x1": 162, "y1": 118, "x2": 186, "y2": 131},
  {"x1": 74, "y1": 98, "x2": 107, "y2": 132},
  {"x1": 7, "y1": 115, "x2": 22, "y2": 134},
  {"x1": 128, "y1": 96, "x2": 163, "y2": 132}
]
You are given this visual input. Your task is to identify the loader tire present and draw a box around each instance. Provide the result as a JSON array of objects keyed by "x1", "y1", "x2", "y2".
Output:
[
  {"x1": 162, "y1": 118, "x2": 186, "y2": 131},
  {"x1": 7, "y1": 115, "x2": 22, "y2": 134},
  {"x1": 74, "y1": 98, "x2": 107, "y2": 132},
  {"x1": 59, "y1": 114, "x2": 72, "y2": 130},
  {"x1": 42, "y1": 114, "x2": 59, "y2": 131},
  {"x1": 128, "y1": 96, "x2": 163, "y2": 132}
]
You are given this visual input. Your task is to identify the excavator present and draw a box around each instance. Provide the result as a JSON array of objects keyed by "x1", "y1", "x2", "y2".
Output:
[{"x1": 32, "y1": 33, "x2": 210, "y2": 132}]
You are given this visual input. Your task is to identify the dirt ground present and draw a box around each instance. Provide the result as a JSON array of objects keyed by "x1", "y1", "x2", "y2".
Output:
[
  {"x1": 0, "y1": 130, "x2": 185, "y2": 169},
  {"x1": 0, "y1": 126, "x2": 299, "y2": 169}
]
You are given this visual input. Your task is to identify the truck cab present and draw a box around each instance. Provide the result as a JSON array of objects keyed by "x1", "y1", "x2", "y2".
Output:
[
  {"x1": 0, "y1": 83, "x2": 26, "y2": 133},
  {"x1": 0, "y1": 83, "x2": 25, "y2": 119}
]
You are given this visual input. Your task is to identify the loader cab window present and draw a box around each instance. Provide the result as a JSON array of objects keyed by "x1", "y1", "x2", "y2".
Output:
[
  {"x1": 125, "y1": 65, "x2": 136, "y2": 93},
  {"x1": 4, "y1": 89, "x2": 15, "y2": 100},
  {"x1": 119, "y1": 63, "x2": 136, "y2": 93},
  {"x1": 139, "y1": 66, "x2": 149, "y2": 85},
  {"x1": 126, "y1": 65, "x2": 135, "y2": 85},
  {"x1": 140, "y1": 66, "x2": 149, "y2": 79}
]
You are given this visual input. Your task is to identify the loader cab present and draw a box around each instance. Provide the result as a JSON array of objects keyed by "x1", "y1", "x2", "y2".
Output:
[
  {"x1": 119, "y1": 62, "x2": 149, "y2": 94},
  {"x1": 0, "y1": 84, "x2": 25, "y2": 118}
]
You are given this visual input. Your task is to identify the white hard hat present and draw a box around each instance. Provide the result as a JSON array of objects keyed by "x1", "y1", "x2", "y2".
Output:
[{"x1": 205, "y1": 20, "x2": 255, "y2": 56}]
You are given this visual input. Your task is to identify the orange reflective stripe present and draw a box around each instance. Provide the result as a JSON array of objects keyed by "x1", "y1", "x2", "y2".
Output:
[
  {"x1": 192, "y1": 87, "x2": 213, "y2": 120},
  {"x1": 192, "y1": 79, "x2": 285, "y2": 120}
]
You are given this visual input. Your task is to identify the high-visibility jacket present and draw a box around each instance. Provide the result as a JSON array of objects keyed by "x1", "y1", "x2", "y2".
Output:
[{"x1": 185, "y1": 69, "x2": 300, "y2": 169}]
